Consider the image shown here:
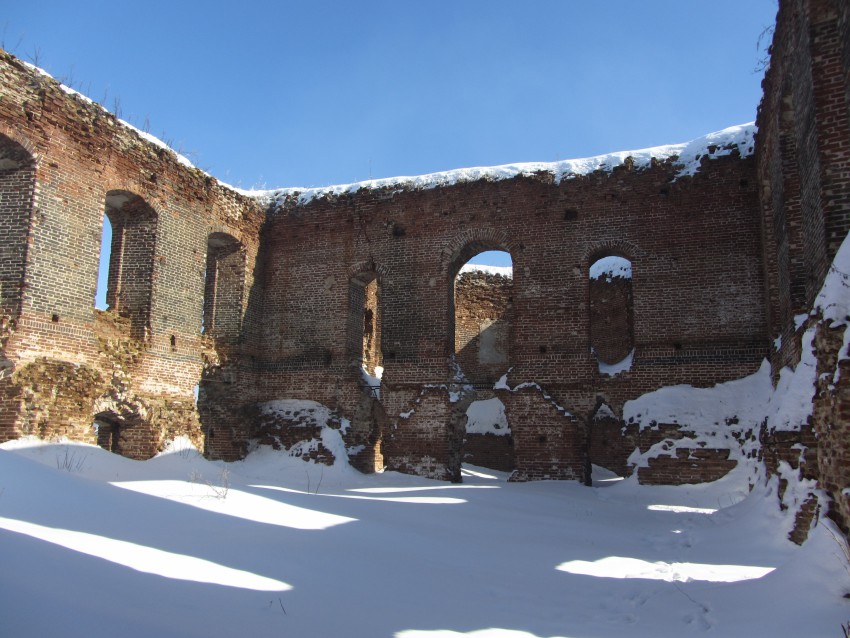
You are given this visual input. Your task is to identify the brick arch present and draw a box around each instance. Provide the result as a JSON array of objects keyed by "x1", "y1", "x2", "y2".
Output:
[
  {"x1": 441, "y1": 228, "x2": 517, "y2": 277},
  {"x1": 208, "y1": 223, "x2": 245, "y2": 245},
  {"x1": 0, "y1": 126, "x2": 39, "y2": 163},
  {"x1": 347, "y1": 259, "x2": 393, "y2": 286},
  {"x1": 582, "y1": 239, "x2": 644, "y2": 270}
]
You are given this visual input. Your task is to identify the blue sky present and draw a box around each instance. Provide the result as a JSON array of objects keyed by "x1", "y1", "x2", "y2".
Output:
[
  {"x1": 6, "y1": 1, "x2": 776, "y2": 189},
  {"x1": 5, "y1": 1, "x2": 777, "y2": 279}
]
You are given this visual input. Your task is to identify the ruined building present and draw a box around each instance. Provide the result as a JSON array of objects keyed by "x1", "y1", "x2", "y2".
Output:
[{"x1": 1, "y1": 1, "x2": 849, "y2": 535}]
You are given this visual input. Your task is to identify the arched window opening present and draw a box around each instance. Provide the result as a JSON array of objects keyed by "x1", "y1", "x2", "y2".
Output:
[
  {"x1": 203, "y1": 232, "x2": 245, "y2": 345},
  {"x1": 102, "y1": 191, "x2": 158, "y2": 340},
  {"x1": 451, "y1": 248, "x2": 513, "y2": 386},
  {"x1": 348, "y1": 271, "x2": 382, "y2": 389},
  {"x1": 589, "y1": 255, "x2": 634, "y2": 375},
  {"x1": 0, "y1": 135, "x2": 36, "y2": 319}
]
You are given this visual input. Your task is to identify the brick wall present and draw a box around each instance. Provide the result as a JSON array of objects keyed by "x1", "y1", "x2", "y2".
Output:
[
  {"x1": 251, "y1": 149, "x2": 767, "y2": 479},
  {"x1": 0, "y1": 51, "x2": 265, "y2": 458},
  {"x1": 756, "y1": 0, "x2": 850, "y2": 541}
]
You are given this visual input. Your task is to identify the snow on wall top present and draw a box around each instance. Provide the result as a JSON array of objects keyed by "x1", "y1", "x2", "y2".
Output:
[
  {"x1": 22, "y1": 60, "x2": 197, "y2": 171},
  {"x1": 256, "y1": 123, "x2": 756, "y2": 207},
  {"x1": 20, "y1": 59, "x2": 755, "y2": 206}
]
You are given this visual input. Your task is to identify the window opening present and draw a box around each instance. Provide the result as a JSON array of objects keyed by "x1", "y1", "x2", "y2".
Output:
[
  {"x1": 101, "y1": 191, "x2": 158, "y2": 340},
  {"x1": 94, "y1": 215, "x2": 112, "y2": 310},
  {"x1": 452, "y1": 249, "x2": 513, "y2": 386},
  {"x1": 348, "y1": 272, "x2": 382, "y2": 394},
  {"x1": 202, "y1": 233, "x2": 245, "y2": 345},
  {"x1": 589, "y1": 255, "x2": 634, "y2": 375}
]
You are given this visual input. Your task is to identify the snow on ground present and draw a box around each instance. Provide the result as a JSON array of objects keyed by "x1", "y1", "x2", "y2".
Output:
[{"x1": 1, "y1": 437, "x2": 847, "y2": 638}]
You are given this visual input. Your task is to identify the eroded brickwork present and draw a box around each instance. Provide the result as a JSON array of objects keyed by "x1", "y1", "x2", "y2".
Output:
[
  {"x1": 0, "y1": 51, "x2": 265, "y2": 458},
  {"x1": 756, "y1": 0, "x2": 850, "y2": 541}
]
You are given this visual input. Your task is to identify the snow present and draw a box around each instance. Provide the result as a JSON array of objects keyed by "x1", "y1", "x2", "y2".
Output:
[
  {"x1": 589, "y1": 256, "x2": 632, "y2": 281},
  {"x1": 360, "y1": 365, "x2": 383, "y2": 398},
  {"x1": 465, "y1": 398, "x2": 511, "y2": 436},
  {"x1": 813, "y1": 230, "x2": 850, "y2": 381},
  {"x1": 459, "y1": 264, "x2": 514, "y2": 278},
  {"x1": 255, "y1": 399, "x2": 354, "y2": 465},
  {"x1": 598, "y1": 349, "x2": 635, "y2": 376},
  {"x1": 624, "y1": 361, "x2": 774, "y2": 434},
  {"x1": 622, "y1": 361, "x2": 775, "y2": 480},
  {"x1": 765, "y1": 329, "x2": 818, "y2": 431},
  {"x1": 593, "y1": 403, "x2": 617, "y2": 421},
  {"x1": 815, "y1": 232, "x2": 850, "y2": 326},
  {"x1": 254, "y1": 124, "x2": 757, "y2": 207},
  {"x1": 0, "y1": 439, "x2": 846, "y2": 638}
]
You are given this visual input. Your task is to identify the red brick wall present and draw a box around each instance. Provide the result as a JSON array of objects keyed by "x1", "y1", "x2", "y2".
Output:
[
  {"x1": 0, "y1": 51, "x2": 265, "y2": 458},
  {"x1": 756, "y1": 0, "x2": 850, "y2": 540},
  {"x1": 252, "y1": 148, "x2": 767, "y2": 479}
]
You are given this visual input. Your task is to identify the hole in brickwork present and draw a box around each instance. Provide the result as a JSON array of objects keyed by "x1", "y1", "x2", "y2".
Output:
[
  {"x1": 451, "y1": 247, "x2": 513, "y2": 386},
  {"x1": 203, "y1": 232, "x2": 245, "y2": 345},
  {"x1": 170, "y1": 334, "x2": 177, "y2": 351},
  {"x1": 51, "y1": 314, "x2": 59, "y2": 323},
  {"x1": 589, "y1": 255, "x2": 634, "y2": 369},
  {"x1": 94, "y1": 214, "x2": 112, "y2": 310},
  {"x1": 102, "y1": 191, "x2": 158, "y2": 340},
  {"x1": 93, "y1": 412, "x2": 128, "y2": 455},
  {"x1": 348, "y1": 270, "x2": 382, "y2": 379}
]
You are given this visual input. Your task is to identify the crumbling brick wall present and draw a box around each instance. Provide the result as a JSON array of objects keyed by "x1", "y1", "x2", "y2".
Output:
[
  {"x1": 756, "y1": 0, "x2": 850, "y2": 541},
  {"x1": 0, "y1": 51, "x2": 265, "y2": 458},
  {"x1": 254, "y1": 148, "x2": 767, "y2": 480}
]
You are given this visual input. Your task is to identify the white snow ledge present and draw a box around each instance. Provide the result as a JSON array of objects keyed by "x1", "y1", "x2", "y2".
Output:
[{"x1": 252, "y1": 123, "x2": 756, "y2": 206}]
